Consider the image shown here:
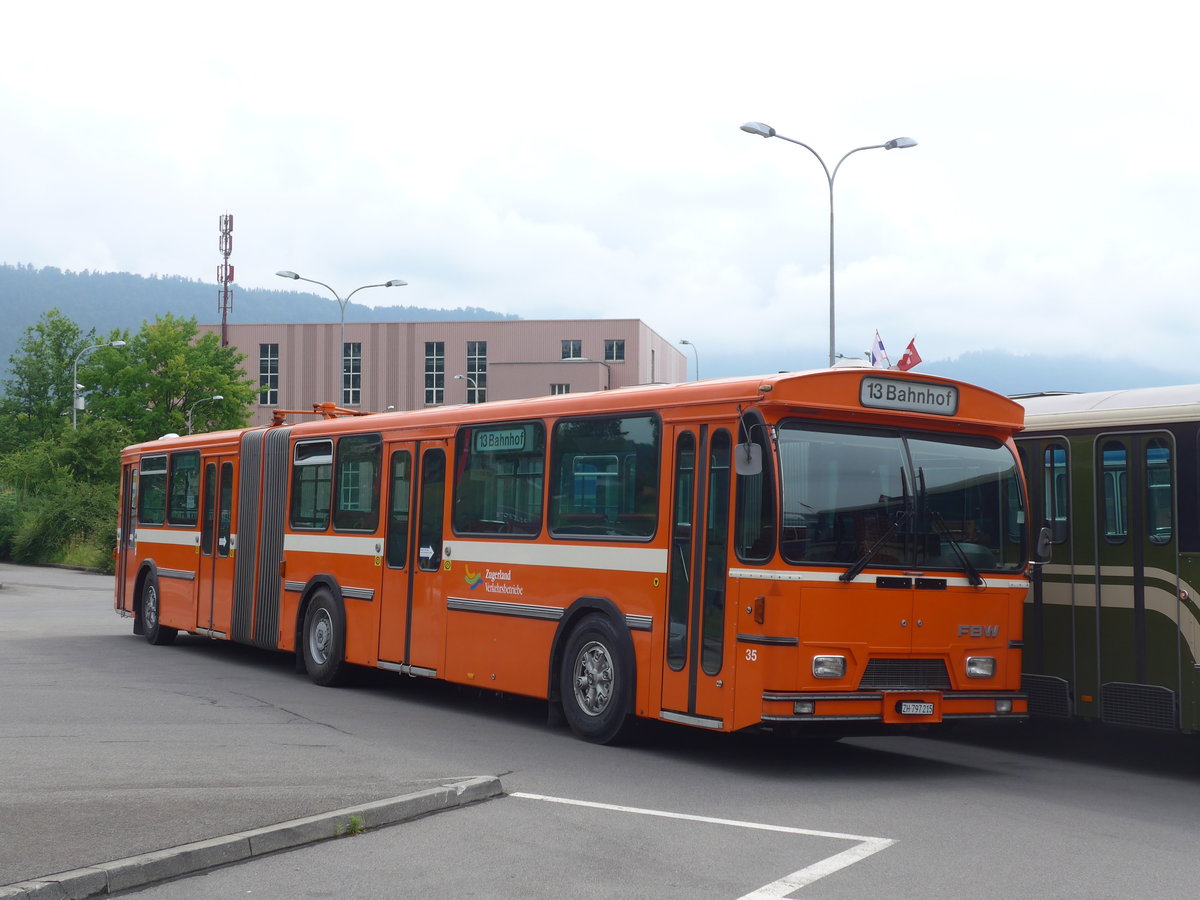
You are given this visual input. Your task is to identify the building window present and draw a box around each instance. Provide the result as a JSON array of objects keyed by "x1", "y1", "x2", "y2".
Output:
[
  {"x1": 425, "y1": 341, "x2": 445, "y2": 406},
  {"x1": 259, "y1": 343, "x2": 279, "y2": 405},
  {"x1": 342, "y1": 342, "x2": 362, "y2": 406},
  {"x1": 550, "y1": 384, "x2": 571, "y2": 395},
  {"x1": 561, "y1": 339, "x2": 582, "y2": 360},
  {"x1": 466, "y1": 340, "x2": 487, "y2": 403},
  {"x1": 604, "y1": 339, "x2": 625, "y2": 362}
]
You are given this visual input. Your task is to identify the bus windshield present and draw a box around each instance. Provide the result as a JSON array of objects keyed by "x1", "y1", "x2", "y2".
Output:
[{"x1": 778, "y1": 422, "x2": 1026, "y2": 573}]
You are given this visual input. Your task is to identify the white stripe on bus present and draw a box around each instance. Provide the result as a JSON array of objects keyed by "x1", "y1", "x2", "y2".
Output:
[
  {"x1": 134, "y1": 529, "x2": 200, "y2": 547},
  {"x1": 445, "y1": 540, "x2": 668, "y2": 574},
  {"x1": 729, "y1": 567, "x2": 1028, "y2": 590},
  {"x1": 284, "y1": 533, "x2": 384, "y2": 556}
]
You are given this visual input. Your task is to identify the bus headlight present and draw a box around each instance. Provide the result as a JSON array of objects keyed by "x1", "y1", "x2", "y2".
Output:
[
  {"x1": 812, "y1": 656, "x2": 846, "y2": 679},
  {"x1": 966, "y1": 656, "x2": 995, "y2": 678}
]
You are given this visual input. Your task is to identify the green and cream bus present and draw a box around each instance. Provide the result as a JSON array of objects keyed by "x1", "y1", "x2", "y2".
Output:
[{"x1": 1017, "y1": 386, "x2": 1200, "y2": 732}]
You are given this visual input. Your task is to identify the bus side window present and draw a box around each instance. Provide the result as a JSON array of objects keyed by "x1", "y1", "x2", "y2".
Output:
[
  {"x1": 291, "y1": 439, "x2": 333, "y2": 530},
  {"x1": 735, "y1": 415, "x2": 775, "y2": 563},
  {"x1": 1100, "y1": 441, "x2": 1128, "y2": 543},
  {"x1": 138, "y1": 455, "x2": 168, "y2": 525},
  {"x1": 167, "y1": 451, "x2": 201, "y2": 526},
  {"x1": 387, "y1": 450, "x2": 411, "y2": 568},
  {"x1": 1145, "y1": 437, "x2": 1172, "y2": 545},
  {"x1": 549, "y1": 414, "x2": 660, "y2": 539},
  {"x1": 417, "y1": 449, "x2": 446, "y2": 571},
  {"x1": 452, "y1": 423, "x2": 545, "y2": 536},
  {"x1": 333, "y1": 433, "x2": 382, "y2": 532},
  {"x1": 1043, "y1": 443, "x2": 1069, "y2": 543}
]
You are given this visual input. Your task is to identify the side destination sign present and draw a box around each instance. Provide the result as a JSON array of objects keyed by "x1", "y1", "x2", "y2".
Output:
[
  {"x1": 475, "y1": 425, "x2": 528, "y2": 453},
  {"x1": 860, "y1": 376, "x2": 958, "y2": 416}
]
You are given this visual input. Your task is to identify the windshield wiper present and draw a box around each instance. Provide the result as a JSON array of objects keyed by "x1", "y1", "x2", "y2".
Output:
[
  {"x1": 930, "y1": 510, "x2": 984, "y2": 587},
  {"x1": 840, "y1": 507, "x2": 910, "y2": 583}
]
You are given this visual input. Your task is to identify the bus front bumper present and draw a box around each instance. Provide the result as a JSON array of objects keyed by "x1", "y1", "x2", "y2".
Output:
[{"x1": 760, "y1": 691, "x2": 1028, "y2": 725}]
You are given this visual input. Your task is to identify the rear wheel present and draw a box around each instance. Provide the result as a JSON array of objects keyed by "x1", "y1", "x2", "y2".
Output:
[
  {"x1": 141, "y1": 575, "x2": 177, "y2": 646},
  {"x1": 559, "y1": 614, "x2": 634, "y2": 744},
  {"x1": 302, "y1": 588, "x2": 348, "y2": 686}
]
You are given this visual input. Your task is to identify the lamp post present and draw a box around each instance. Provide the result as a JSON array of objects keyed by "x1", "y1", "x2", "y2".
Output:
[
  {"x1": 276, "y1": 271, "x2": 407, "y2": 401},
  {"x1": 740, "y1": 122, "x2": 916, "y2": 367},
  {"x1": 453, "y1": 374, "x2": 479, "y2": 403},
  {"x1": 187, "y1": 394, "x2": 224, "y2": 434},
  {"x1": 679, "y1": 339, "x2": 699, "y2": 382},
  {"x1": 72, "y1": 340, "x2": 127, "y2": 429}
]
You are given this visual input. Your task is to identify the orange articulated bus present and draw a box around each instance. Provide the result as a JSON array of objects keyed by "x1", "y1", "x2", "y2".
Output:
[{"x1": 115, "y1": 367, "x2": 1034, "y2": 743}]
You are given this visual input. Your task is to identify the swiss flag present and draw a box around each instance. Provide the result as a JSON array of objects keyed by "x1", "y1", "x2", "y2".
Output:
[{"x1": 897, "y1": 339, "x2": 922, "y2": 372}]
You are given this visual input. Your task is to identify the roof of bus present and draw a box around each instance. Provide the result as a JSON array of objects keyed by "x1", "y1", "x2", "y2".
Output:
[
  {"x1": 121, "y1": 367, "x2": 1024, "y2": 456},
  {"x1": 1016, "y1": 384, "x2": 1200, "y2": 430}
]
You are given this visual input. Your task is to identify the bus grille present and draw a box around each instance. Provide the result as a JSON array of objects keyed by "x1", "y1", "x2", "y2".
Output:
[
  {"x1": 1021, "y1": 673, "x2": 1072, "y2": 718},
  {"x1": 1101, "y1": 682, "x2": 1177, "y2": 731},
  {"x1": 858, "y1": 659, "x2": 951, "y2": 691}
]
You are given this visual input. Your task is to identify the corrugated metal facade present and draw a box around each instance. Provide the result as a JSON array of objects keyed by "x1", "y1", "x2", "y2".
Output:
[{"x1": 200, "y1": 319, "x2": 687, "y2": 426}]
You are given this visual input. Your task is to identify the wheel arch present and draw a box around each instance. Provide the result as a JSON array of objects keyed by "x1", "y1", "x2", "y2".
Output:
[
  {"x1": 131, "y1": 561, "x2": 159, "y2": 635},
  {"x1": 291, "y1": 574, "x2": 345, "y2": 663},
  {"x1": 547, "y1": 595, "x2": 638, "y2": 711}
]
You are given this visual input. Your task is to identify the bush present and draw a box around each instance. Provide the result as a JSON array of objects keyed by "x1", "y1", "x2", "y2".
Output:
[
  {"x1": 3, "y1": 479, "x2": 117, "y2": 568},
  {"x1": 0, "y1": 487, "x2": 20, "y2": 560}
]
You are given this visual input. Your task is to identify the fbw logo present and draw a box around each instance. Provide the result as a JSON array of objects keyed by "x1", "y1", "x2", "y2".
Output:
[{"x1": 958, "y1": 624, "x2": 999, "y2": 638}]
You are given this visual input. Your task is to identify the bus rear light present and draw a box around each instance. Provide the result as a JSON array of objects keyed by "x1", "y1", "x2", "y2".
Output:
[
  {"x1": 995, "y1": 699, "x2": 1012, "y2": 714},
  {"x1": 793, "y1": 700, "x2": 816, "y2": 715},
  {"x1": 812, "y1": 656, "x2": 846, "y2": 679},
  {"x1": 966, "y1": 656, "x2": 996, "y2": 678}
]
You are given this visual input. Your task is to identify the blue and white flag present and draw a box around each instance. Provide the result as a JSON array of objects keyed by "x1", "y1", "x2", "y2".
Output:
[{"x1": 870, "y1": 331, "x2": 890, "y2": 369}]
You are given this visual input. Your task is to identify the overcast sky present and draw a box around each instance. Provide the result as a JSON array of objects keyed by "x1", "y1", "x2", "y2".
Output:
[{"x1": 3, "y1": 2, "x2": 1196, "y2": 380}]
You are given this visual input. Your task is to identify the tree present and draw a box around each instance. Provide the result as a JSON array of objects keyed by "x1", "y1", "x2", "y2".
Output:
[
  {"x1": 0, "y1": 309, "x2": 97, "y2": 449},
  {"x1": 88, "y1": 314, "x2": 255, "y2": 442}
]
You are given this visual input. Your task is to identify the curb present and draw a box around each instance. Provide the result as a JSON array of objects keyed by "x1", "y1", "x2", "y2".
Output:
[{"x1": 1, "y1": 776, "x2": 503, "y2": 899}]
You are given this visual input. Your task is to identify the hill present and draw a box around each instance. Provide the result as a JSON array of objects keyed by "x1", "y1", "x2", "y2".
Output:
[{"x1": 0, "y1": 263, "x2": 516, "y2": 378}]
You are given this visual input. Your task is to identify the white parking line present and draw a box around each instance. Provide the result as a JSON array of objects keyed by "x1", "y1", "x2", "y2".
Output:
[{"x1": 512, "y1": 792, "x2": 895, "y2": 897}]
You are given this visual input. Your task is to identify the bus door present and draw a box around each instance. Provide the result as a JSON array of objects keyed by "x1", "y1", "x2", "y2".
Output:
[
  {"x1": 196, "y1": 456, "x2": 237, "y2": 636},
  {"x1": 1094, "y1": 432, "x2": 1180, "y2": 727},
  {"x1": 378, "y1": 443, "x2": 446, "y2": 675},
  {"x1": 661, "y1": 426, "x2": 733, "y2": 729},
  {"x1": 115, "y1": 463, "x2": 137, "y2": 614}
]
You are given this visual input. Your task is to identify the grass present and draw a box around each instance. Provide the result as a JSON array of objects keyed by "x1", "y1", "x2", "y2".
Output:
[{"x1": 336, "y1": 815, "x2": 367, "y2": 837}]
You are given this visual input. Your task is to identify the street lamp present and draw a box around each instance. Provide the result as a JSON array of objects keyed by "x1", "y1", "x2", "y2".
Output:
[
  {"x1": 740, "y1": 122, "x2": 917, "y2": 367},
  {"x1": 453, "y1": 374, "x2": 479, "y2": 403},
  {"x1": 679, "y1": 340, "x2": 700, "y2": 382},
  {"x1": 276, "y1": 271, "x2": 407, "y2": 401},
  {"x1": 187, "y1": 394, "x2": 224, "y2": 434},
  {"x1": 72, "y1": 340, "x2": 127, "y2": 429}
]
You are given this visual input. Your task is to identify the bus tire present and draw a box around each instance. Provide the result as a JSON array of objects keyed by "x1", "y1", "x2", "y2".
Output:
[
  {"x1": 560, "y1": 614, "x2": 634, "y2": 744},
  {"x1": 302, "y1": 588, "x2": 348, "y2": 686},
  {"x1": 141, "y1": 574, "x2": 177, "y2": 646}
]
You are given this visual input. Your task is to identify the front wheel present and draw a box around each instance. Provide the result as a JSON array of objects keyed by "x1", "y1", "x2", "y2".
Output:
[
  {"x1": 141, "y1": 574, "x2": 177, "y2": 646},
  {"x1": 559, "y1": 614, "x2": 634, "y2": 744},
  {"x1": 301, "y1": 588, "x2": 348, "y2": 686}
]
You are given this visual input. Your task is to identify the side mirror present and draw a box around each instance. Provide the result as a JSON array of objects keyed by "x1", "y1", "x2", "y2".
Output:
[
  {"x1": 1033, "y1": 524, "x2": 1053, "y2": 564},
  {"x1": 734, "y1": 442, "x2": 762, "y2": 477}
]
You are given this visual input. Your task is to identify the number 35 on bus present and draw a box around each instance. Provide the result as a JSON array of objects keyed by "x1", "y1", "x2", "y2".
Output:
[{"x1": 114, "y1": 367, "x2": 1041, "y2": 743}]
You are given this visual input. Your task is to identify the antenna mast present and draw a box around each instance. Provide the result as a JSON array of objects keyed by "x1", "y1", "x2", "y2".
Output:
[{"x1": 217, "y1": 214, "x2": 234, "y2": 346}]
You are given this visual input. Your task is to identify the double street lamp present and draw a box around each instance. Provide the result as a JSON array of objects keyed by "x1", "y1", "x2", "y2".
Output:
[
  {"x1": 187, "y1": 394, "x2": 224, "y2": 434},
  {"x1": 276, "y1": 270, "x2": 407, "y2": 402},
  {"x1": 740, "y1": 122, "x2": 917, "y2": 367},
  {"x1": 72, "y1": 340, "x2": 127, "y2": 429}
]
